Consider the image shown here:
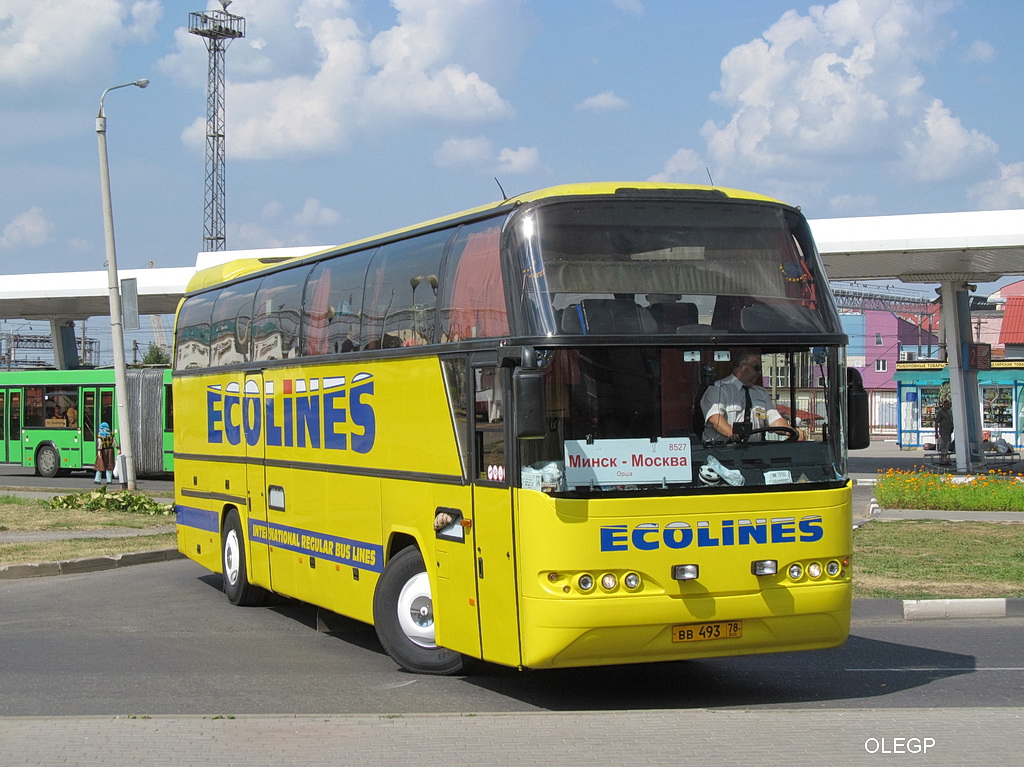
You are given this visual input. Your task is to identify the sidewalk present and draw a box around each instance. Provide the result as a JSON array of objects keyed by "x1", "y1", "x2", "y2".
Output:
[{"x1": 1, "y1": 708, "x2": 1021, "y2": 766}]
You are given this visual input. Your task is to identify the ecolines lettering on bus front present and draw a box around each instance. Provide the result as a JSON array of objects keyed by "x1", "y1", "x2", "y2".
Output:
[
  {"x1": 206, "y1": 373, "x2": 375, "y2": 452},
  {"x1": 600, "y1": 516, "x2": 824, "y2": 552}
]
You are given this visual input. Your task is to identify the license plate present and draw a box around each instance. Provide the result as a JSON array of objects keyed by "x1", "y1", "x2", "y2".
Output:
[{"x1": 672, "y1": 620, "x2": 743, "y2": 643}]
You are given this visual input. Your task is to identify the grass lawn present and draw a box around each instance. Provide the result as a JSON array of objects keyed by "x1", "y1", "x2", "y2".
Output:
[
  {"x1": 853, "y1": 520, "x2": 1024, "y2": 599},
  {"x1": 0, "y1": 494, "x2": 176, "y2": 566}
]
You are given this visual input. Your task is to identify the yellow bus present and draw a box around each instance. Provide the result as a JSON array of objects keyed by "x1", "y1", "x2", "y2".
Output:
[{"x1": 174, "y1": 182, "x2": 869, "y2": 674}]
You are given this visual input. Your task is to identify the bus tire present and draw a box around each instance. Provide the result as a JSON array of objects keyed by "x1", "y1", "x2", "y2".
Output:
[
  {"x1": 36, "y1": 445, "x2": 60, "y2": 479},
  {"x1": 373, "y1": 546, "x2": 465, "y2": 675},
  {"x1": 221, "y1": 510, "x2": 267, "y2": 607}
]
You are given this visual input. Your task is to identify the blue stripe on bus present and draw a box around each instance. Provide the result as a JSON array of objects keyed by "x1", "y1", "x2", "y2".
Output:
[
  {"x1": 247, "y1": 519, "x2": 384, "y2": 574},
  {"x1": 175, "y1": 505, "x2": 220, "y2": 533}
]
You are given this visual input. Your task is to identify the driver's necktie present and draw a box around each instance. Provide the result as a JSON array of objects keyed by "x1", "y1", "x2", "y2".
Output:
[{"x1": 742, "y1": 386, "x2": 753, "y2": 426}]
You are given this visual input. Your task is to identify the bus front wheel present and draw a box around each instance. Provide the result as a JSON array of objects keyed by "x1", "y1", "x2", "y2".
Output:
[
  {"x1": 373, "y1": 546, "x2": 465, "y2": 675},
  {"x1": 221, "y1": 510, "x2": 267, "y2": 607},
  {"x1": 36, "y1": 445, "x2": 61, "y2": 479}
]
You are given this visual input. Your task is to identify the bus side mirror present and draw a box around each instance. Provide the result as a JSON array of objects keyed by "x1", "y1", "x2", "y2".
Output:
[
  {"x1": 847, "y1": 367, "x2": 870, "y2": 450},
  {"x1": 513, "y1": 367, "x2": 547, "y2": 439}
]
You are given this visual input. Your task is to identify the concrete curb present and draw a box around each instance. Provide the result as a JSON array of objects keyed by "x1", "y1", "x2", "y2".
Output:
[
  {"x1": 854, "y1": 597, "x2": 1024, "y2": 621},
  {"x1": 904, "y1": 597, "x2": 1024, "y2": 620},
  {"x1": 0, "y1": 548, "x2": 183, "y2": 580}
]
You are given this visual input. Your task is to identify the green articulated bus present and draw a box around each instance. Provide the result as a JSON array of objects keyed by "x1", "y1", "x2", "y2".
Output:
[{"x1": 0, "y1": 367, "x2": 173, "y2": 478}]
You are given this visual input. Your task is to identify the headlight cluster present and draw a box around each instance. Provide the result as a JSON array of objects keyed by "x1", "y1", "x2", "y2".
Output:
[
  {"x1": 546, "y1": 570, "x2": 643, "y2": 594},
  {"x1": 783, "y1": 556, "x2": 850, "y2": 582}
]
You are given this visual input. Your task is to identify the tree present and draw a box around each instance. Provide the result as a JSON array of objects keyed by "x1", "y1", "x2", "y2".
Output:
[{"x1": 142, "y1": 342, "x2": 170, "y2": 365}]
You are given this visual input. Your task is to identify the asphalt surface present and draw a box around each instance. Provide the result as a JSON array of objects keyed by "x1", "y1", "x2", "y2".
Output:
[{"x1": 1, "y1": 441, "x2": 1021, "y2": 764}]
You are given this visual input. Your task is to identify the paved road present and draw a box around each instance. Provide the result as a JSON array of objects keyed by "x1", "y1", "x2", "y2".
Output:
[
  {"x1": 2, "y1": 559, "x2": 1023, "y2": 764},
  {"x1": 1, "y1": 442, "x2": 1021, "y2": 765}
]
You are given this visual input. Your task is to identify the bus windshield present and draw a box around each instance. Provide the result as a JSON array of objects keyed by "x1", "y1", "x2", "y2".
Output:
[
  {"x1": 517, "y1": 345, "x2": 847, "y2": 494},
  {"x1": 512, "y1": 194, "x2": 840, "y2": 338}
]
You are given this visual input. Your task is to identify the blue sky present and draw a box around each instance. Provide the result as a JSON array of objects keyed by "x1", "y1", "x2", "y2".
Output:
[{"x1": 1, "y1": 0, "x2": 1022, "y2": 284}]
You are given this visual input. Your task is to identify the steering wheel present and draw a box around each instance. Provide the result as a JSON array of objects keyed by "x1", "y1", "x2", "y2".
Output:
[{"x1": 734, "y1": 426, "x2": 800, "y2": 443}]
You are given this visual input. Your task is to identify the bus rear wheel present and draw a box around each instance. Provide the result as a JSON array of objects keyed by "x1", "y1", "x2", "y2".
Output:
[
  {"x1": 373, "y1": 546, "x2": 465, "y2": 675},
  {"x1": 36, "y1": 445, "x2": 61, "y2": 479},
  {"x1": 221, "y1": 510, "x2": 267, "y2": 607}
]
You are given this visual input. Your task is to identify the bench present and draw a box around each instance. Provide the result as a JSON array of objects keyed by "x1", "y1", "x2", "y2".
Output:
[
  {"x1": 983, "y1": 450, "x2": 1020, "y2": 468},
  {"x1": 922, "y1": 450, "x2": 1020, "y2": 468}
]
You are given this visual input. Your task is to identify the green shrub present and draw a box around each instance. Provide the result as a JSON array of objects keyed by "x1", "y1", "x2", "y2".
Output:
[{"x1": 45, "y1": 488, "x2": 173, "y2": 516}]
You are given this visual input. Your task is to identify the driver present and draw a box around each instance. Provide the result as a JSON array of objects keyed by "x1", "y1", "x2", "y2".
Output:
[{"x1": 701, "y1": 349, "x2": 791, "y2": 442}]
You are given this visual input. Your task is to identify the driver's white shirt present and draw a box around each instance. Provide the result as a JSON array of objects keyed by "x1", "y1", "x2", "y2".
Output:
[{"x1": 701, "y1": 374, "x2": 783, "y2": 441}]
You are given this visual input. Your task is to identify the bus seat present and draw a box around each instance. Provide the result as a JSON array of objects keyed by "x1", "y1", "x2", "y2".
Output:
[
  {"x1": 579, "y1": 299, "x2": 656, "y2": 334},
  {"x1": 648, "y1": 301, "x2": 698, "y2": 333},
  {"x1": 561, "y1": 305, "x2": 584, "y2": 334},
  {"x1": 741, "y1": 304, "x2": 823, "y2": 334}
]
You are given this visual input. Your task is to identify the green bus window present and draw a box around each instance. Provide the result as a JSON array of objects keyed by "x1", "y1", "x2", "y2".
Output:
[
  {"x1": 252, "y1": 267, "x2": 309, "y2": 362},
  {"x1": 210, "y1": 282, "x2": 257, "y2": 367},
  {"x1": 441, "y1": 220, "x2": 508, "y2": 341},
  {"x1": 362, "y1": 231, "x2": 451, "y2": 350},
  {"x1": 174, "y1": 291, "x2": 215, "y2": 370},
  {"x1": 9, "y1": 391, "x2": 20, "y2": 441},
  {"x1": 24, "y1": 386, "x2": 44, "y2": 428}
]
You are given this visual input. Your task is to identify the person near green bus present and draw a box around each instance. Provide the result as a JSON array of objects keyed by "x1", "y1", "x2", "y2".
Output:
[{"x1": 94, "y1": 422, "x2": 118, "y2": 484}]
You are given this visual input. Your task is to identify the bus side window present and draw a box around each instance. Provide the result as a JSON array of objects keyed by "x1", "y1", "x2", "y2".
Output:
[
  {"x1": 474, "y1": 366, "x2": 506, "y2": 484},
  {"x1": 210, "y1": 282, "x2": 257, "y2": 367},
  {"x1": 301, "y1": 249, "x2": 375, "y2": 356},
  {"x1": 362, "y1": 230, "x2": 451, "y2": 350},
  {"x1": 174, "y1": 291, "x2": 215, "y2": 370},
  {"x1": 441, "y1": 220, "x2": 507, "y2": 342},
  {"x1": 252, "y1": 267, "x2": 309, "y2": 362}
]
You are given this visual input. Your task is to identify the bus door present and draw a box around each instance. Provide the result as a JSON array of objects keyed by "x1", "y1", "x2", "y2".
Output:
[
  {"x1": 80, "y1": 388, "x2": 99, "y2": 468},
  {"x1": 468, "y1": 362, "x2": 520, "y2": 666},
  {"x1": 0, "y1": 390, "x2": 7, "y2": 463},
  {"x1": 243, "y1": 373, "x2": 274, "y2": 593},
  {"x1": 6, "y1": 390, "x2": 22, "y2": 465}
]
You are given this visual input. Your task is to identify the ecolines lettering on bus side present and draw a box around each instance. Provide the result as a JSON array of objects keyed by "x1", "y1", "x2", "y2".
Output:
[
  {"x1": 206, "y1": 373, "x2": 376, "y2": 453},
  {"x1": 599, "y1": 516, "x2": 824, "y2": 552}
]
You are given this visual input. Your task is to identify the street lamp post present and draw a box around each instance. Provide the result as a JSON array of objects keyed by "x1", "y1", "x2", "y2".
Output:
[{"x1": 96, "y1": 78, "x2": 148, "y2": 491}]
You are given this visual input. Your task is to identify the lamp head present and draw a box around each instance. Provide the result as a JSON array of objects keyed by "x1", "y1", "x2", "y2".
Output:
[{"x1": 134, "y1": 79, "x2": 150, "y2": 89}]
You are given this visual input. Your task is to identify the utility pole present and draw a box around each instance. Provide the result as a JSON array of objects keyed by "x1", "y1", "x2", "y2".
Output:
[{"x1": 189, "y1": 0, "x2": 245, "y2": 252}]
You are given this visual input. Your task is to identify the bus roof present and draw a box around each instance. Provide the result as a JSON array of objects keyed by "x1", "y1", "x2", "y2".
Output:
[{"x1": 183, "y1": 183, "x2": 786, "y2": 293}]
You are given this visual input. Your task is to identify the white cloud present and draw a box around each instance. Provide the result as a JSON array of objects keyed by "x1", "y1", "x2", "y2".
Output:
[
  {"x1": 901, "y1": 98, "x2": 998, "y2": 183},
  {"x1": 575, "y1": 91, "x2": 629, "y2": 112},
  {"x1": 647, "y1": 148, "x2": 705, "y2": 183},
  {"x1": 968, "y1": 163, "x2": 1024, "y2": 209},
  {"x1": 0, "y1": 0, "x2": 161, "y2": 86},
  {"x1": 167, "y1": 0, "x2": 524, "y2": 159},
  {"x1": 496, "y1": 146, "x2": 541, "y2": 174},
  {"x1": 963, "y1": 40, "x2": 996, "y2": 64},
  {"x1": 433, "y1": 137, "x2": 493, "y2": 168},
  {"x1": 698, "y1": 0, "x2": 997, "y2": 187},
  {"x1": 0, "y1": 207, "x2": 54, "y2": 250},
  {"x1": 293, "y1": 198, "x2": 341, "y2": 226}
]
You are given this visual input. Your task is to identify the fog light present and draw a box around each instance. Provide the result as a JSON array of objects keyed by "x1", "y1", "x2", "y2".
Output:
[
  {"x1": 672, "y1": 564, "x2": 699, "y2": 581},
  {"x1": 826, "y1": 560, "x2": 841, "y2": 577},
  {"x1": 788, "y1": 563, "x2": 803, "y2": 580},
  {"x1": 578, "y1": 574, "x2": 595, "y2": 591},
  {"x1": 623, "y1": 572, "x2": 641, "y2": 590},
  {"x1": 601, "y1": 573, "x2": 618, "y2": 590},
  {"x1": 807, "y1": 562, "x2": 823, "y2": 578},
  {"x1": 751, "y1": 559, "x2": 778, "y2": 576}
]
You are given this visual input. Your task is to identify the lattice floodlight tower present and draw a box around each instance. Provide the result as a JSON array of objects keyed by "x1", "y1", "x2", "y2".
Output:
[{"x1": 188, "y1": 1, "x2": 245, "y2": 252}]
